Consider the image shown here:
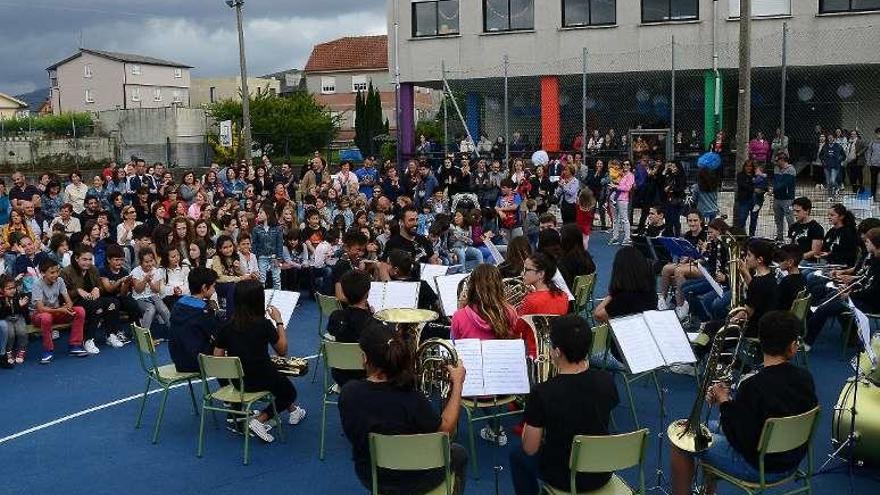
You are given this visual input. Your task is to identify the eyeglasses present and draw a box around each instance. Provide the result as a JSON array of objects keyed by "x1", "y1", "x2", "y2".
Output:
[{"x1": 523, "y1": 267, "x2": 540, "y2": 274}]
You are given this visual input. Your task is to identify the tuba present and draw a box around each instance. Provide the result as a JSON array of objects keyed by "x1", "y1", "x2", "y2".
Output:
[
  {"x1": 721, "y1": 232, "x2": 748, "y2": 310},
  {"x1": 525, "y1": 314, "x2": 558, "y2": 385},
  {"x1": 667, "y1": 307, "x2": 748, "y2": 452},
  {"x1": 415, "y1": 338, "x2": 459, "y2": 402}
]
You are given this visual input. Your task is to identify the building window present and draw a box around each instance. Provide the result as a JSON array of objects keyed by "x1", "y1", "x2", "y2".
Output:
[
  {"x1": 820, "y1": 0, "x2": 880, "y2": 13},
  {"x1": 563, "y1": 0, "x2": 616, "y2": 26},
  {"x1": 321, "y1": 76, "x2": 336, "y2": 94},
  {"x1": 209, "y1": 87, "x2": 216, "y2": 103},
  {"x1": 484, "y1": 0, "x2": 534, "y2": 32},
  {"x1": 172, "y1": 90, "x2": 182, "y2": 103},
  {"x1": 412, "y1": 0, "x2": 460, "y2": 37},
  {"x1": 351, "y1": 75, "x2": 368, "y2": 92},
  {"x1": 131, "y1": 64, "x2": 141, "y2": 75},
  {"x1": 153, "y1": 88, "x2": 162, "y2": 102},
  {"x1": 132, "y1": 87, "x2": 141, "y2": 102},
  {"x1": 174, "y1": 68, "x2": 183, "y2": 78},
  {"x1": 641, "y1": 0, "x2": 698, "y2": 22},
  {"x1": 85, "y1": 89, "x2": 94, "y2": 103},
  {"x1": 729, "y1": 0, "x2": 790, "y2": 17},
  {"x1": 84, "y1": 64, "x2": 93, "y2": 78}
]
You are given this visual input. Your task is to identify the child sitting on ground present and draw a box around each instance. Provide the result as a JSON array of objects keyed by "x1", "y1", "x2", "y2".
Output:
[{"x1": 0, "y1": 274, "x2": 30, "y2": 367}]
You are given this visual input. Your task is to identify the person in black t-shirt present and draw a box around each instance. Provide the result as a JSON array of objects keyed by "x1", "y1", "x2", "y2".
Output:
[
  {"x1": 671, "y1": 311, "x2": 817, "y2": 495},
  {"x1": 510, "y1": 315, "x2": 619, "y2": 495},
  {"x1": 339, "y1": 321, "x2": 467, "y2": 495},
  {"x1": 381, "y1": 206, "x2": 437, "y2": 264},
  {"x1": 773, "y1": 244, "x2": 805, "y2": 312},
  {"x1": 817, "y1": 203, "x2": 859, "y2": 267},
  {"x1": 787, "y1": 197, "x2": 824, "y2": 262},
  {"x1": 330, "y1": 230, "x2": 369, "y2": 300},
  {"x1": 594, "y1": 246, "x2": 658, "y2": 323},
  {"x1": 733, "y1": 239, "x2": 779, "y2": 338},
  {"x1": 327, "y1": 270, "x2": 374, "y2": 386},
  {"x1": 377, "y1": 249, "x2": 440, "y2": 312},
  {"x1": 213, "y1": 280, "x2": 306, "y2": 443}
]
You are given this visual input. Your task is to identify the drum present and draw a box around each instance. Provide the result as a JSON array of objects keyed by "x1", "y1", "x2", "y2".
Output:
[{"x1": 832, "y1": 377, "x2": 880, "y2": 466}]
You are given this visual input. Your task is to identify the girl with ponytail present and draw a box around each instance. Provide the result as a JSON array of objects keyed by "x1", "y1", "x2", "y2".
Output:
[
  {"x1": 451, "y1": 264, "x2": 520, "y2": 341},
  {"x1": 820, "y1": 203, "x2": 859, "y2": 267}
]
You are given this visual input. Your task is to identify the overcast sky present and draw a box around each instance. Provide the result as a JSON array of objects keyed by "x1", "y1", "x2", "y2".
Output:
[{"x1": 0, "y1": 0, "x2": 387, "y2": 96}]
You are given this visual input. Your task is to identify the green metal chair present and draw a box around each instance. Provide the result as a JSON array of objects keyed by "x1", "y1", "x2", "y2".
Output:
[
  {"x1": 320, "y1": 339, "x2": 365, "y2": 460},
  {"x1": 839, "y1": 311, "x2": 880, "y2": 359},
  {"x1": 700, "y1": 406, "x2": 820, "y2": 495},
  {"x1": 573, "y1": 273, "x2": 598, "y2": 324},
  {"x1": 369, "y1": 432, "x2": 455, "y2": 495},
  {"x1": 314, "y1": 292, "x2": 343, "y2": 383},
  {"x1": 589, "y1": 323, "x2": 619, "y2": 431},
  {"x1": 462, "y1": 394, "x2": 523, "y2": 478},
  {"x1": 196, "y1": 353, "x2": 284, "y2": 465},
  {"x1": 132, "y1": 324, "x2": 199, "y2": 444},
  {"x1": 542, "y1": 428, "x2": 649, "y2": 495},
  {"x1": 789, "y1": 291, "x2": 811, "y2": 367}
]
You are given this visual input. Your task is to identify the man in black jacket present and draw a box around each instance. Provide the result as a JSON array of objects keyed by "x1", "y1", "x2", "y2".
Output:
[
  {"x1": 671, "y1": 310, "x2": 818, "y2": 495},
  {"x1": 168, "y1": 268, "x2": 221, "y2": 373}
]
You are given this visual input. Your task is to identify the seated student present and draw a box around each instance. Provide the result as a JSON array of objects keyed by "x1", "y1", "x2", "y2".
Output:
[
  {"x1": 729, "y1": 239, "x2": 779, "y2": 338},
  {"x1": 557, "y1": 224, "x2": 596, "y2": 290},
  {"x1": 331, "y1": 230, "x2": 369, "y2": 300},
  {"x1": 131, "y1": 248, "x2": 171, "y2": 335},
  {"x1": 62, "y1": 245, "x2": 121, "y2": 354},
  {"x1": 160, "y1": 247, "x2": 190, "y2": 309},
  {"x1": 169, "y1": 267, "x2": 221, "y2": 373},
  {"x1": 774, "y1": 244, "x2": 806, "y2": 312},
  {"x1": 818, "y1": 204, "x2": 859, "y2": 268},
  {"x1": 787, "y1": 197, "x2": 825, "y2": 264},
  {"x1": 379, "y1": 249, "x2": 440, "y2": 313},
  {"x1": 498, "y1": 235, "x2": 533, "y2": 279},
  {"x1": 211, "y1": 234, "x2": 251, "y2": 311},
  {"x1": 0, "y1": 274, "x2": 30, "y2": 367},
  {"x1": 451, "y1": 263, "x2": 520, "y2": 342},
  {"x1": 657, "y1": 211, "x2": 707, "y2": 317},
  {"x1": 538, "y1": 212, "x2": 558, "y2": 232},
  {"x1": 642, "y1": 204, "x2": 675, "y2": 238},
  {"x1": 681, "y1": 218, "x2": 731, "y2": 322},
  {"x1": 805, "y1": 226, "x2": 880, "y2": 350},
  {"x1": 31, "y1": 258, "x2": 89, "y2": 363},
  {"x1": 339, "y1": 320, "x2": 468, "y2": 495},
  {"x1": 517, "y1": 253, "x2": 570, "y2": 357},
  {"x1": 279, "y1": 228, "x2": 305, "y2": 290},
  {"x1": 100, "y1": 244, "x2": 141, "y2": 345},
  {"x1": 510, "y1": 314, "x2": 619, "y2": 495},
  {"x1": 124, "y1": 224, "x2": 155, "y2": 272},
  {"x1": 213, "y1": 280, "x2": 307, "y2": 443},
  {"x1": 594, "y1": 246, "x2": 659, "y2": 323},
  {"x1": 670, "y1": 311, "x2": 818, "y2": 495},
  {"x1": 326, "y1": 269, "x2": 374, "y2": 386}
]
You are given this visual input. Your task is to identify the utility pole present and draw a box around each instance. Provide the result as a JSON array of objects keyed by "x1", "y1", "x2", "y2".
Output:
[
  {"x1": 734, "y1": 0, "x2": 752, "y2": 168},
  {"x1": 227, "y1": 0, "x2": 252, "y2": 160}
]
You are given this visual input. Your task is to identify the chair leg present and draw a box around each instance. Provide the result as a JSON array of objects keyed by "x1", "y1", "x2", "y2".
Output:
[
  {"x1": 311, "y1": 341, "x2": 323, "y2": 384},
  {"x1": 197, "y1": 402, "x2": 207, "y2": 458},
  {"x1": 187, "y1": 380, "x2": 198, "y2": 416},
  {"x1": 135, "y1": 377, "x2": 151, "y2": 429},
  {"x1": 242, "y1": 407, "x2": 251, "y2": 465},
  {"x1": 271, "y1": 397, "x2": 285, "y2": 444},
  {"x1": 320, "y1": 394, "x2": 328, "y2": 460},
  {"x1": 152, "y1": 385, "x2": 171, "y2": 444}
]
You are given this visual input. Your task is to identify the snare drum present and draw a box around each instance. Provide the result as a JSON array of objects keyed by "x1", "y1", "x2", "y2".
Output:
[{"x1": 832, "y1": 377, "x2": 880, "y2": 466}]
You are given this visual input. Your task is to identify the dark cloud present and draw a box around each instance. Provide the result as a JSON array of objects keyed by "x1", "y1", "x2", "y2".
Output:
[{"x1": 0, "y1": 0, "x2": 386, "y2": 95}]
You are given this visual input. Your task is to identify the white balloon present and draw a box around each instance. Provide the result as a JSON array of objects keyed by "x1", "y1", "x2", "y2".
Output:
[
  {"x1": 531, "y1": 150, "x2": 549, "y2": 166},
  {"x1": 837, "y1": 83, "x2": 855, "y2": 100},
  {"x1": 797, "y1": 86, "x2": 814, "y2": 102}
]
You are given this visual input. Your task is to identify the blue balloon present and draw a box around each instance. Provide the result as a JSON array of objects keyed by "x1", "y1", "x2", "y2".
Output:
[{"x1": 697, "y1": 152, "x2": 721, "y2": 170}]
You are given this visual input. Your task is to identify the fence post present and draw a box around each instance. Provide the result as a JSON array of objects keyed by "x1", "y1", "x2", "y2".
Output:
[
  {"x1": 71, "y1": 116, "x2": 78, "y2": 170},
  {"x1": 503, "y1": 54, "x2": 509, "y2": 165},
  {"x1": 780, "y1": 22, "x2": 788, "y2": 136},
  {"x1": 581, "y1": 47, "x2": 587, "y2": 159},
  {"x1": 671, "y1": 35, "x2": 676, "y2": 145},
  {"x1": 442, "y1": 60, "x2": 448, "y2": 155}
]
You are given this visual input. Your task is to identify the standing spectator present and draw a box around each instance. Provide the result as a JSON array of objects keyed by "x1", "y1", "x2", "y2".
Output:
[
  {"x1": 554, "y1": 165, "x2": 579, "y2": 224},
  {"x1": 771, "y1": 128, "x2": 789, "y2": 161},
  {"x1": 772, "y1": 153, "x2": 797, "y2": 242},
  {"x1": 662, "y1": 161, "x2": 687, "y2": 237},
  {"x1": 845, "y1": 130, "x2": 868, "y2": 195},
  {"x1": 609, "y1": 160, "x2": 634, "y2": 246},
  {"x1": 748, "y1": 131, "x2": 771, "y2": 165},
  {"x1": 63, "y1": 171, "x2": 89, "y2": 214},
  {"x1": 694, "y1": 168, "x2": 719, "y2": 223},
  {"x1": 818, "y1": 133, "x2": 845, "y2": 199},
  {"x1": 734, "y1": 160, "x2": 756, "y2": 231},
  {"x1": 867, "y1": 127, "x2": 880, "y2": 199}
]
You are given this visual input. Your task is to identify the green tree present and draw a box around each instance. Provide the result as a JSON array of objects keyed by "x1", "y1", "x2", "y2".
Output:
[
  {"x1": 354, "y1": 81, "x2": 386, "y2": 157},
  {"x1": 208, "y1": 91, "x2": 338, "y2": 159}
]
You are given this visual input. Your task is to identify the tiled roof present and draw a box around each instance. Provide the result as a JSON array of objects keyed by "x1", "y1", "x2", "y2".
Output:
[
  {"x1": 304, "y1": 35, "x2": 387, "y2": 73},
  {"x1": 47, "y1": 48, "x2": 192, "y2": 70}
]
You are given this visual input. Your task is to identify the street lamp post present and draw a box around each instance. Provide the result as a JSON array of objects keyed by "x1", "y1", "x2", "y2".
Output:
[{"x1": 226, "y1": 0, "x2": 252, "y2": 160}]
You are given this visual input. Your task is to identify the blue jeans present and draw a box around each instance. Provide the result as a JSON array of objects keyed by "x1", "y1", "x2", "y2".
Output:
[
  {"x1": 258, "y1": 255, "x2": 281, "y2": 290},
  {"x1": 805, "y1": 298, "x2": 847, "y2": 346},
  {"x1": 0, "y1": 320, "x2": 7, "y2": 356},
  {"x1": 735, "y1": 199, "x2": 754, "y2": 231},
  {"x1": 696, "y1": 422, "x2": 794, "y2": 483},
  {"x1": 682, "y1": 279, "x2": 714, "y2": 321},
  {"x1": 454, "y1": 246, "x2": 484, "y2": 272},
  {"x1": 824, "y1": 167, "x2": 841, "y2": 191}
]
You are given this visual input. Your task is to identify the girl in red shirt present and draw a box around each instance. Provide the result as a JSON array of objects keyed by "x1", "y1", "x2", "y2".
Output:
[
  {"x1": 575, "y1": 188, "x2": 596, "y2": 249},
  {"x1": 517, "y1": 253, "x2": 570, "y2": 357}
]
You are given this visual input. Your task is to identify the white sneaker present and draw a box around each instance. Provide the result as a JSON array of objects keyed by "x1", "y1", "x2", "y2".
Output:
[
  {"x1": 106, "y1": 333, "x2": 124, "y2": 348},
  {"x1": 248, "y1": 419, "x2": 274, "y2": 443},
  {"x1": 479, "y1": 426, "x2": 508, "y2": 446},
  {"x1": 675, "y1": 301, "x2": 690, "y2": 320},
  {"x1": 52, "y1": 330, "x2": 60, "y2": 340},
  {"x1": 116, "y1": 331, "x2": 131, "y2": 345},
  {"x1": 657, "y1": 296, "x2": 668, "y2": 311},
  {"x1": 288, "y1": 405, "x2": 307, "y2": 425},
  {"x1": 84, "y1": 339, "x2": 100, "y2": 355}
]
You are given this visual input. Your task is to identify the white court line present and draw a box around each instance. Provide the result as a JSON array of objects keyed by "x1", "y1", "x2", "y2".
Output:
[{"x1": 0, "y1": 353, "x2": 320, "y2": 445}]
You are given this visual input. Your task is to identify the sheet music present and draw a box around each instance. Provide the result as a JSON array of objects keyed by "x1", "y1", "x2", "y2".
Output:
[
  {"x1": 484, "y1": 239, "x2": 505, "y2": 264},
  {"x1": 368, "y1": 281, "x2": 419, "y2": 312},
  {"x1": 264, "y1": 290, "x2": 300, "y2": 327},
  {"x1": 609, "y1": 314, "x2": 666, "y2": 374},
  {"x1": 454, "y1": 339, "x2": 486, "y2": 397},
  {"x1": 420, "y1": 263, "x2": 449, "y2": 288},
  {"x1": 643, "y1": 310, "x2": 697, "y2": 365},
  {"x1": 481, "y1": 339, "x2": 530, "y2": 396},
  {"x1": 553, "y1": 270, "x2": 574, "y2": 301},
  {"x1": 847, "y1": 299, "x2": 876, "y2": 365},
  {"x1": 435, "y1": 273, "x2": 469, "y2": 317},
  {"x1": 697, "y1": 264, "x2": 724, "y2": 297}
]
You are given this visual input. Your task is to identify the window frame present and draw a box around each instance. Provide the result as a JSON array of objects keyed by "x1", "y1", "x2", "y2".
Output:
[
  {"x1": 84, "y1": 64, "x2": 93, "y2": 78},
  {"x1": 153, "y1": 88, "x2": 162, "y2": 102},
  {"x1": 130, "y1": 64, "x2": 142, "y2": 75},
  {"x1": 819, "y1": 0, "x2": 880, "y2": 13},
  {"x1": 412, "y1": 0, "x2": 461, "y2": 38},
  {"x1": 562, "y1": 0, "x2": 617, "y2": 27},
  {"x1": 84, "y1": 89, "x2": 94, "y2": 103},
  {"x1": 174, "y1": 67, "x2": 183, "y2": 78},
  {"x1": 321, "y1": 76, "x2": 336, "y2": 95},
  {"x1": 351, "y1": 75, "x2": 368, "y2": 93},
  {"x1": 132, "y1": 87, "x2": 141, "y2": 102},
  {"x1": 483, "y1": 0, "x2": 536, "y2": 33},
  {"x1": 172, "y1": 89, "x2": 182, "y2": 103},
  {"x1": 641, "y1": 0, "x2": 699, "y2": 23},
  {"x1": 728, "y1": 0, "x2": 791, "y2": 18}
]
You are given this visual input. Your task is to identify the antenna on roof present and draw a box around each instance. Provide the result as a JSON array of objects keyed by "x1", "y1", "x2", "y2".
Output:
[{"x1": 78, "y1": 30, "x2": 84, "y2": 49}]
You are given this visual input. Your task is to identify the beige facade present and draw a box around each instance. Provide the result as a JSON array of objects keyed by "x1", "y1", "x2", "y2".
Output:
[
  {"x1": 48, "y1": 49, "x2": 191, "y2": 114},
  {"x1": 0, "y1": 92, "x2": 27, "y2": 119},
  {"x1": 190, "y1": 76, "x2": 281, "y2": 106}
]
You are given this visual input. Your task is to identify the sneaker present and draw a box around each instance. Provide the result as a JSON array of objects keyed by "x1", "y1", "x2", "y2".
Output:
[
  {"x1": 675, "y1": 301, "x2": 690, "y2": 320},
  {"x1": 51, "y1": 330, "x2": 60, "y2": 340},
  {"x1": 84, "y1": 339, "x2": 100, "y2": 355},
  {"x1": 68, "y1": 345, "x2": 89, "y2": 357},
  {"x1": 116, "y1": 331, "x2": 131, "y2": 345},
  {"x1": 248, "y1": 419, "x2": 275, "y2": 443},
  {"x1": 288, "y1": 405, "x2": 307, "y2": 425},
  {"x1": 609, "y1": 239, "x2": 620, "y2": 245},
  {"x1": 14, "y1": 350, "x2": 25, "y2": 364},
  {"x1": 7, "y1": 351, "x2": 15, "y2": 365},
  {"x1": 226, "y1": 417, "x2": 244, "y2": 435},
  {"x1": 41, "y1": 351, "x2": 54, "y2": 364},
  {"x1": 106, "y1": 333, "x2": 124, "y2": 348},
  {"x1": 479, "y1": 426, "x2": 508, "y2": 446}
]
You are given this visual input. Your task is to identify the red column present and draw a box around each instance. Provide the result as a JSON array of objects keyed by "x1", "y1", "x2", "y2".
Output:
[{"x1": 540, "y1": 76, "x2": 561, "y2": 152}]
